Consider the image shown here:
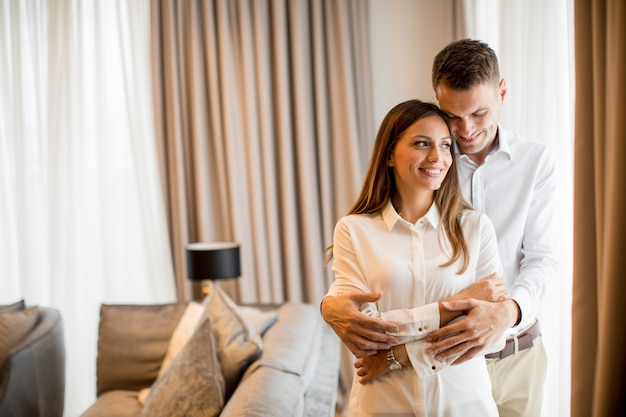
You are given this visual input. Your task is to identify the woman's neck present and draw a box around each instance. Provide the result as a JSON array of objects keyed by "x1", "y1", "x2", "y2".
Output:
[{"x1": 392, "y1": 191, "x2": 434, "y2": 224}]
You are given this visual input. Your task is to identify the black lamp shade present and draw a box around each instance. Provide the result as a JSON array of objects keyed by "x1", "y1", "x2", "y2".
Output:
[{"x1": 186, "y1": 242, "x2": 241, "y2": 281}]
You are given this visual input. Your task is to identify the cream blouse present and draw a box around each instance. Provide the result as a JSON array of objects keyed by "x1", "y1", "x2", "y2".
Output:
[{"x1": 328, "y1": 201, "x2": 504, "y2": 417}]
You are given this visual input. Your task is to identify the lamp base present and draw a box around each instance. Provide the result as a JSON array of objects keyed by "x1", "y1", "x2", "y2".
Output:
[{"x1": 191, "y1": 280, "x2": 219, "y2": 300}]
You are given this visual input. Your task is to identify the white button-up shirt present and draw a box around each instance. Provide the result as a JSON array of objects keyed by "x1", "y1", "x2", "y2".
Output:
[
  {"x1": 456, "y1": 127, "x2": 559, "y2": 334},
  {"x1": 329, "y1": 201, "x2": 503, "y2": 416}
]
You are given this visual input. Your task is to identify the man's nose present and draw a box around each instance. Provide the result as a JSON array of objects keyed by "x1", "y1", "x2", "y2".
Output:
[{"x1": 453, "y1": 118, "x2": 471, "y2": 136}]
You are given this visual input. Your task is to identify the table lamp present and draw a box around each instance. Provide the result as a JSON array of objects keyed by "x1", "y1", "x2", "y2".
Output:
[{"x1": 186, "y1": 241, "x2": 241, "y2": 299}]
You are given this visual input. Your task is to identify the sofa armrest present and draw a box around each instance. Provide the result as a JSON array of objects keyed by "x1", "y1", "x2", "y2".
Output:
[
  {"x1": 304, "y1": 324, "x2": 340, "y2": 417},
  {"x1": 0, "y1": 307, "x2": 65, "y2": 417}
]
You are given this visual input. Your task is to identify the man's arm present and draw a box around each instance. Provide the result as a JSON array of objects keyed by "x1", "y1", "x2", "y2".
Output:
[
  {"x1": 425, "y1": 298, "x2": 519, "y2": 364},
  {"x1": 320, "y1": 292, "x2": 399, "y2": 357}
]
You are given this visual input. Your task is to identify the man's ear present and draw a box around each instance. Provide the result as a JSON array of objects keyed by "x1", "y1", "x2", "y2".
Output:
[{"x1": 498, "y1": 78, "x2": 507, "y2": 103}]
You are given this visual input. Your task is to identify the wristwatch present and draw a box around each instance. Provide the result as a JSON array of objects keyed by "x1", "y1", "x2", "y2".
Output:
[{"x1": 387, "y1": 346, "x2": 403, "y2": 370}]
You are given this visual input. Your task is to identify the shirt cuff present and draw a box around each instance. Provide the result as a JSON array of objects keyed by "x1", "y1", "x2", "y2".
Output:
[
  {"x1": 405, "y1": 340, "x2": 454, "y2": 378},
  {"x1": 380, "y1": 302, "x2": 440, "y2": 344},
  {"x1": 511, "y1": 290, "x2": 534, "y2": 330}
]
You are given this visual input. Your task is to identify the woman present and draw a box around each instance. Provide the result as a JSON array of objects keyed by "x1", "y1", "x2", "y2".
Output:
[{"x1": 327, "y1": 100, "x2": 506, "y2": 416}]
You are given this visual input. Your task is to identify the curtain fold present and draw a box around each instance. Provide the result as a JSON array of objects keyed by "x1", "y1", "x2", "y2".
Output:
[
  {"x1": 571, "y1": 0, "x2": 626, "y2": 415},
  {"x1": 151, "y1": 0, "x2": 374, "y2": 304}
]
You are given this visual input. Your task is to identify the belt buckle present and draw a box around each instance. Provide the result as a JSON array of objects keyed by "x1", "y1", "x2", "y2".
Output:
[
  {"x1": 511, "y1": 333, "x2": 520, "y2": 354},
  {"x1": 507, "y1": 322, "x2": 536, "y2": 354},
  {"x1": 487, "y1": 320, "x2": 538, "y2": 360}
]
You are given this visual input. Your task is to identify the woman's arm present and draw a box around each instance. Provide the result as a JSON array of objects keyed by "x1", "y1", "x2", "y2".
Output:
[{"x1": 438, "y1": 272, "x2": 509, "y2": 325}]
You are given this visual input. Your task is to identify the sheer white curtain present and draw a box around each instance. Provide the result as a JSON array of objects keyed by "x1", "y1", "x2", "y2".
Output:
[
  {"x1": 456, "y1": 1, "x2": 574, "y2": 416},
  {"x1": 0, "y1": 1, "x2": 176, "y2": 415}
]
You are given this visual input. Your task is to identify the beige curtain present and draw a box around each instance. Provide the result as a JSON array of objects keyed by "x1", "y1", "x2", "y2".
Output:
[
  {"x1": 150, "y1": 0, "x2": 374, "y2": 303},
  {"x1": 572, "y1": 0, "x2": 626, "y2": 415}
]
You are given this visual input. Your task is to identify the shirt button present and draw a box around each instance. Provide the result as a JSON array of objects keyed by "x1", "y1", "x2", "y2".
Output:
[
  {"x1": 431, "y1": 365, "x2": 436, "y2": 370},
  {"x1": 418, "y1": 327, "x2": 423, "y2": 332},
  {"x1": 424, "y1": 325, "x2": 429, "y2": 330}
]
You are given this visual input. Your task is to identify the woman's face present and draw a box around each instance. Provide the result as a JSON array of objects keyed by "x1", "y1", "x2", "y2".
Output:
[{"x1": 389, "y1": 115, "x2": 453, "y2": 196}]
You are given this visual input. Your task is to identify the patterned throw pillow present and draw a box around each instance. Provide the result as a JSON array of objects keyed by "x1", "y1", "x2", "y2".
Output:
[
  {"x1": 199, "y1": 287, "x2": 263, "y2": 398},
  {"x1": 137, "y1": 301, "x2": 204, "y2": 405},
  {"x1": 140, "y1": 318, "x2": 225, "y2": 417}
]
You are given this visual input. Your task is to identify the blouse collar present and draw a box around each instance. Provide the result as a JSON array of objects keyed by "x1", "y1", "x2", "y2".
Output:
[{"x1": 382, "y1": 199, "x2": 440, "y2": 231}]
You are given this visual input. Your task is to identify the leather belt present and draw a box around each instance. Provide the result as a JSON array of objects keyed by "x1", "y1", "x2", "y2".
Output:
[{"x1": 485, "y1": 320, "x2": 540, "y2": 360}]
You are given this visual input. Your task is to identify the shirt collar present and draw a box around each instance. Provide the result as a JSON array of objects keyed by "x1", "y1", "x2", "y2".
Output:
[
  {"x1": 382, "y1": 200, "x2": 441, "y2": 231},
  {"x1": 495, "y1": 126, "x2": 512, "y2": 159}
]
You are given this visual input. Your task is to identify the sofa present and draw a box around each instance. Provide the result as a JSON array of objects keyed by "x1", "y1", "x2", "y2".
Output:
[
  {"x1": 0, "y1": 301, "x2": 65, "y2": 417},
  {"x1": 80, "y1": 287, "x2": 340, "y2": 417}
]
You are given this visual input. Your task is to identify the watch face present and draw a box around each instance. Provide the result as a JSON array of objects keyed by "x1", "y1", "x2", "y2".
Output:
[{"x1": 389, "y1": 362, "x2": 403, "y2": 371}]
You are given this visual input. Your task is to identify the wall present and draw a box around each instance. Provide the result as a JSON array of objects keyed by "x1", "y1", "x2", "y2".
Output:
[{"x1": 369, "y1": 0, "x2": 454, "y2": 127}]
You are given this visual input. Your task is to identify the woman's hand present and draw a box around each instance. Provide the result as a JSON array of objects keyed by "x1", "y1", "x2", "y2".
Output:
[
  {"x1": 354, "y1": 350, "x2": 389, "y2": 384},
  {"x1": 354, "y1": 345, "x2": 411, "y2": 384},
  {"x1": 452, "y1": 272, "x2": 510, "y2": 303}
]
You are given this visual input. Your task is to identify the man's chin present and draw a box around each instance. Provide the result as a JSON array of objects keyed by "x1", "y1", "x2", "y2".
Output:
[{"x1": 457, "y1": 143, "x2": 477, "y2": 155}]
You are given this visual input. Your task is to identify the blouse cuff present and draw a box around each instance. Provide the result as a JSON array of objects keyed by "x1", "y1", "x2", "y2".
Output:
[
  {"x1": 381, "y1": 302, "x2": 440, "y2": 344},
  {"x1": 405, "y1": 340, "x2": 454, "y2": 378}
]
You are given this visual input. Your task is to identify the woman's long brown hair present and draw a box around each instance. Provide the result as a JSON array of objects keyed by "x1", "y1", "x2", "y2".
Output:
[{"x1": 325, "y1": 100, "x2": 472, "y2": 274}]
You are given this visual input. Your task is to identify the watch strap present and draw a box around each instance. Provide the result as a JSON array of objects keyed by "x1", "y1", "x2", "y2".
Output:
[{"x1": 387, "y1": 346, "x2": 403, "y2": 370}]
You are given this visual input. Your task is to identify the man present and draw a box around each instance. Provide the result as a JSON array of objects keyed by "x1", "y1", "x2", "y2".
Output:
[{"x1": 321, "y1": 39, "x2": 558, "y2": 417}]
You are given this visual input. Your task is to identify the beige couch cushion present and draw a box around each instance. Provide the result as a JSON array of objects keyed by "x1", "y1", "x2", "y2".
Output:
[
  {"x1": 80, "y1": 390, "x2": 142, "y2": 417},
  {"x1": 96, "y1": 302, "x2": 187, "y2": 395}
]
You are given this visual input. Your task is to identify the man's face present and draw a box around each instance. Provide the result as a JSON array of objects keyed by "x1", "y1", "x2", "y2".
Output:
[{"x1": 435, "y1": 79, "x2": 506, "y2": 165}]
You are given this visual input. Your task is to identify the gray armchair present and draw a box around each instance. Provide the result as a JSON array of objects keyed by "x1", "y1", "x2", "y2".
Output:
[{"x1": 0, "y1": 306, "x2": 65, "y2": 417}]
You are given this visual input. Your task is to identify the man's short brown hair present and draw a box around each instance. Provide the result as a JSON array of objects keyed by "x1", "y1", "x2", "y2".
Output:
[{"x1": 432, "y1": 38, "x2": 500, "y2": 91}]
